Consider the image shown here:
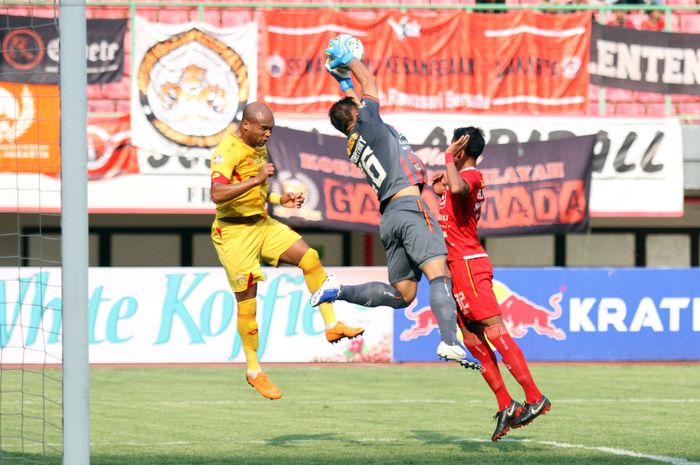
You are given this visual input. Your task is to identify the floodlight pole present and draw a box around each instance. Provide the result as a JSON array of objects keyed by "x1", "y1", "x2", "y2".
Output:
[{"x1": 60, "y1": 1, "x2": 90, "y2": 464}]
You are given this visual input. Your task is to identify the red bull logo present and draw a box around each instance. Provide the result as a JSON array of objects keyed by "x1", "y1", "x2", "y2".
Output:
[
  {"x1": 493, "y1": 280, "x2": 566, "y2": 340},
  {"x1": 400, "y1": 300, "x2": 438, "y2": 341}
]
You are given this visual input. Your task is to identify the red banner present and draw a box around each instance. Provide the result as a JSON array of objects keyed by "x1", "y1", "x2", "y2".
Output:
[
  {"x1": 262, "y1": 10, "x2": 590, "y2": 114},
  {"x1": 87, "y1": 114, "x2": 138, "y2": 180}
]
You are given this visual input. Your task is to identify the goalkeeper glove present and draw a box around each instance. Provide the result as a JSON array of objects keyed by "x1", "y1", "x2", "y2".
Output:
[
  {"x1": 324, "y1": 37, "x2": 357, "y2": 69},
  {"x1": 324, "y1": 59, "x2": 353, "y2": 92}
]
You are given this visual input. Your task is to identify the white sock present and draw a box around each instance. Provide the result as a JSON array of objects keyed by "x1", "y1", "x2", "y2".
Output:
[{"x1": 247, "y1": 369, "x2": 261, "y2": 378}]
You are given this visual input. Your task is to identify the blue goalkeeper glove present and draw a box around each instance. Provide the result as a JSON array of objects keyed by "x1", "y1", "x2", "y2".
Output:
[
  {"x1": 324, "y1": 59, "x2": 354, "y2": 92},
  {"x1": 324, "y1": 37, "x2": 357, "y2": 69}
]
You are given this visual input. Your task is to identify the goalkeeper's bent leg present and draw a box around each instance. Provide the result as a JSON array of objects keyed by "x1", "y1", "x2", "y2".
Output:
[{"x1": 339, "y1": 282, "x2": 408, "y2": 308}]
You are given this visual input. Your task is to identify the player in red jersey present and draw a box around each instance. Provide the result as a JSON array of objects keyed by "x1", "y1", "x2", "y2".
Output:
[{"x1": 432, "y1": 127, "x2": 551, "y2": 442}]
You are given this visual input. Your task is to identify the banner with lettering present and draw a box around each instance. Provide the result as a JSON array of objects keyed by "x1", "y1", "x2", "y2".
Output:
[
  {"x1": 2, "y1": 266, "x2": 697, "y2": 364},
  {"x1": 278, "y1": 113, "x2": 684, "y2": 217},
  {"x1": 262, "y1": 10, "x2": 590, "y2": 113},
  {"x1": 0, "y1": 267, "x2": 391, "y2": 364},
  {"x1": 395, "y1": 268, "x2": 700, "y2": 362},
  {"x1": 131, "y1": 16, "x2": 257, "y2": 166},
  {"x1": 266, "y1": 126, "x2": 380, "y2": 233},
  {"x1": 0, "y1": 15, "x2": 126, "y2": 84},
  {"x1": 0, "y1": 82, "x2": 60, "y2": 174},
  {"x1": 440, "y1": 135, "x2": 596, "y2": 236},
  {"x1": 266, "y1": 126, "x2": 593, "y2": 235},
  {"x1": 590, "y1": 23, "x2": 700, "y2": 95}
]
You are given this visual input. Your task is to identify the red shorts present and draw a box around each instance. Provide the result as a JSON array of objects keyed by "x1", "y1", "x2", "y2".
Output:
[{"x1": 448, "y1": 256, "x2": 501, "y2": 323}]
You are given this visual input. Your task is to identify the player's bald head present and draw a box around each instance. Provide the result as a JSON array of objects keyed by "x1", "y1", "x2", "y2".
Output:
[
  {"x1": 239, "y1": 102, "x2": 275, "y2": 147},
  {"x1": 242, "y1": 102, "x2": 274, "y2": 125}
]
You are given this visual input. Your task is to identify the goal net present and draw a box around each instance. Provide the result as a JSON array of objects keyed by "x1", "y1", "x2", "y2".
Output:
[{"x1": 0, "y1": 1, "x2": 64, "y2": 463}]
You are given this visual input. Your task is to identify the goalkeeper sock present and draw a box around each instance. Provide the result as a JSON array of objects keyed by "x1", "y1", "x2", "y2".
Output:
[
  {"x1": 236, "y1": 297, "x2": 261, "y2": 374},
  {"x1": 299, "y1": 248, "x2": 337, "y2": 328},
  {"x1": 338, "y1": 282, "x2": 407, "y2": 308},
  {"x1": 429, "y1": 276, "x2": 461, "y2": 346},
  {"x1": 485, "y1": 323, "x2": 542, "y2": 404}
]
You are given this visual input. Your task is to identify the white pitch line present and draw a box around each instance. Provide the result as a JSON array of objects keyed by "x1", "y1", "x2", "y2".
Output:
[
  {"x1": 244, "y1": 438, "x2": 699, "y2": 465},
  {"x1": 499, "y1": 439, "x2": 700, "y2": 465},
  {"x1": 143, "y1": 398, "x2": 700, "y2": 406}
]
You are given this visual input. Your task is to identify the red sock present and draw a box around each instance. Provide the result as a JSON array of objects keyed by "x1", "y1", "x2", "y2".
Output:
[
  {"x1": 463, "y1": 332, "x2": 512, "y2": 411},
  {"x1": 485, "y1": 323, "x2": 542, "y2": 404}
]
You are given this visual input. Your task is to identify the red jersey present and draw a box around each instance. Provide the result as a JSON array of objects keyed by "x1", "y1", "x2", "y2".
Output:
[{"x1": 438, "y1": 167, "x2": 488, "y2": 261}]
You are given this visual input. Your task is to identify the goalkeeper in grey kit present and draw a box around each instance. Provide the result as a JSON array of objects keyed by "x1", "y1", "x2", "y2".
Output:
[{"x1": 311, "y1": 35, "x2": 480, "y2": 369}]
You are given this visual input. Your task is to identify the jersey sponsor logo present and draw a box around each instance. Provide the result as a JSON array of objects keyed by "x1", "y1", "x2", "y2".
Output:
[
  {"x1": 136, "y1": 28, "x2": 249, "y2": 149},
  {"x1": 397, "y1": 132, "x2": 412, "y2": 151},
  {"x1": 234, "y1": 274, "x2": 248, "y2": 289},
  {"x1": 213, "y1": 154, "x2": 223, "y2": 165},
  {"x1": 348, "y1": 132, "x2": 362, "y2": 164}
]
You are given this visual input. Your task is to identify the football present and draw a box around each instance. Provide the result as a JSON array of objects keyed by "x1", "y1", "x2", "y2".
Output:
[{"x1": 327, "y1": 34, "x2": 364, "y2": 71}]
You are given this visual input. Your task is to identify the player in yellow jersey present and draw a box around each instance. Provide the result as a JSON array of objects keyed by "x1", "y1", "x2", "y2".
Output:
[{"x1": 210, "y1": 101, "x2": 364, "y2": 400}]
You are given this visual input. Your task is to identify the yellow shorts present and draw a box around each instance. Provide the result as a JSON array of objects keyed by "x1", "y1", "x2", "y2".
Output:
[{"x1": 211, "y1": 216, "x2": 302, "y2": 292}]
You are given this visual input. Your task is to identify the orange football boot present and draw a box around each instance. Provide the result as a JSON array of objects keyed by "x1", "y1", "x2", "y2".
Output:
[
  {"x1": 246, "y1": 372, "x2": 282, "y2": 400},
  {"x1": 326, "y1": 321, "x2": 365, "y2": 344}
]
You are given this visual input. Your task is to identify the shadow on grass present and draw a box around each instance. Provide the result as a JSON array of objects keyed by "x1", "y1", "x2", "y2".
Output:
[{"x1": 75, "y1": 431, "x2": 699, "y2": 465}]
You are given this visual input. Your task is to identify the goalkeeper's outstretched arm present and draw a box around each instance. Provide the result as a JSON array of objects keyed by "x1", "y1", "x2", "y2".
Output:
[{"x1": 347, "y1": 59, "x2": 377, "y2": 102}]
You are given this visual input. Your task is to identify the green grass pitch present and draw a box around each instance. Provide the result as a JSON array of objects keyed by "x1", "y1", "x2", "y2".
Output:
[{"x1": 1, "y1": 363, "x2": 698, "y2": 464}]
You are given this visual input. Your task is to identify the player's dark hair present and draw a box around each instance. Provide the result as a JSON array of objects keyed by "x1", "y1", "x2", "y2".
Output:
[
  {"x1": 452, "y1": 126, "x2": 485, "y2": 159},
  {"x1": 329, "y1": 97, "x2": 358, "y2": 135}
]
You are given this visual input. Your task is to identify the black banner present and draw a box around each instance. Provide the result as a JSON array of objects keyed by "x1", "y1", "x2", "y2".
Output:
[
  {"x1": 590, "y1": 23, "x2": 700, "y2": 95},
  {"x1": 451, "y1": 135, "x2": 595, "y2": 236},
  {"x1": 0, "y1": 15, "x2": 126, "y2": 84},
  {"x1": 268, "y1": 127, "x2": 594, "y2": 236},
  {"x1": 267, "y1": 127, "x2": 380, "y2": 233}
]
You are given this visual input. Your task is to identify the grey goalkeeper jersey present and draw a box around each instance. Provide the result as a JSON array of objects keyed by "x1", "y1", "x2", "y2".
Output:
[{"x1": 347, "y1": 96, "x2": 426, "y2": 213}]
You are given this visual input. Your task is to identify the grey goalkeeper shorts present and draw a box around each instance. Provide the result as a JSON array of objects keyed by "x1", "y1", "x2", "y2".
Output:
[{"x1": 379, "y1": 195, "x2": 448, "y2": 285}]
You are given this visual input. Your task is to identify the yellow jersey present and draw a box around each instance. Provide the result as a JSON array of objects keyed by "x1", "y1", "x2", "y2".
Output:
[{"x1": 210, "y1": 134, "x2": 269, "y2": 218}]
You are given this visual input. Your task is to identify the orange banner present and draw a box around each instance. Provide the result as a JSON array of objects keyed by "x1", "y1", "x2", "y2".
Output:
[
  {"x1": 0, "y1": 82, "x2": 60, "y2": 174},
  {"x1": 261, "y1": 10, "x2": 590, "y2": 114}
]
